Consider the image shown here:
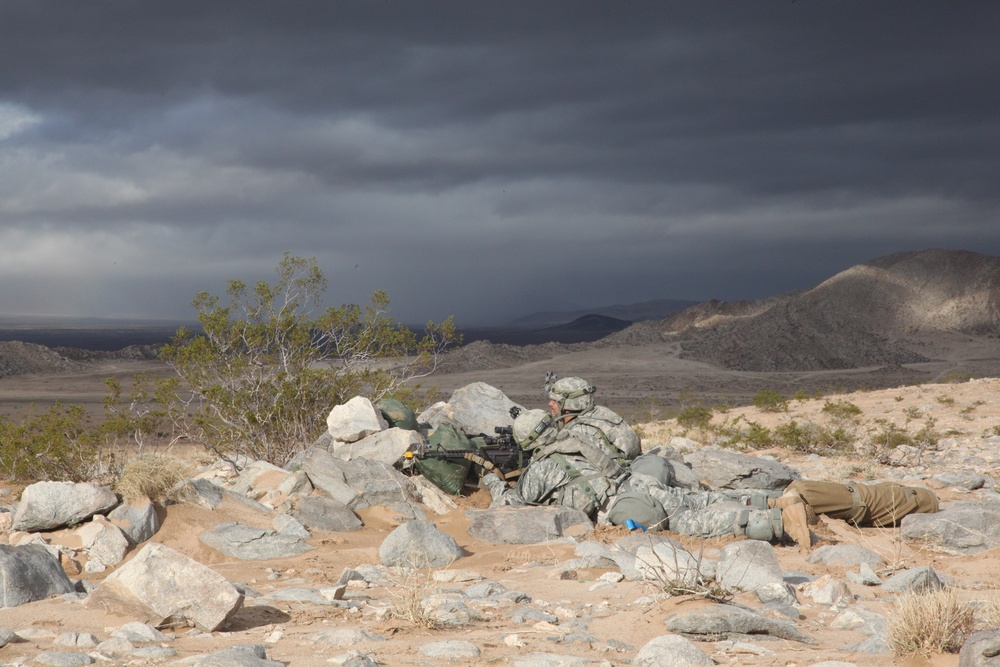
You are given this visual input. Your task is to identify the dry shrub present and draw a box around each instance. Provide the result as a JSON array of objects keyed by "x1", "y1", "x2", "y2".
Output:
[
  {"x1": 384, "y1": 566, "x2": 441, "y2": 629},
  {"x1": 973, "y1": 596, "x2": 1000, "y2": 629},
  {"x1": 115, "y1": 453, "x2": 189, "y2": 503},
  {"x1": 887, "y1": 587, "x2": 975, "y2": 656}
]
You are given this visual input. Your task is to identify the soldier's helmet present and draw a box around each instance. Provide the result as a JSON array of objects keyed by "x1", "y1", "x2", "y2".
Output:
[
  {"x1": 547, "y1": 376, "x2": 596, "y2": 413},
  {"x1": 513, "y1": 408, "x2": 555, "y2": 450}
]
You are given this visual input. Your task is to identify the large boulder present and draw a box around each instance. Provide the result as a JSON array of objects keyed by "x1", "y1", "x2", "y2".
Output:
[
  {"x1": 378, "y1": 520, "x2": 463, "y2": 568},
  {"x1": 199, "y1": 522, "x2": 315, "y2": 560},
  {"x1": 332, "y1": 428, "x2": 422, "y2": 466},
  {"x1": 664, "y1": 604, "x2": 814, "y2": 644},
  {"x1": 901, "y1": 502, "x2": 1000, "y2": 554},
  {"x1": 86, "y1": 543, "x2": 244, "y2": 631},
  {"x1": 418, "y1": 383, "x2": 521, "y2": 436},
  {"x1": 0, "y1": 544, "x2": 75, "y2": 608},
  {"x1": 108, "y1": 500, "x2": 161, "y2": 545},
  {"x1": 286, "y1": 447, "x2": 418, "y2": 510},
  {"x1": 635, "y1": 634, "x2": 714, "y2": 666},
  {"x1": 12, "y1": 482, "x2": 119, "y2": 532},
  {"x1": 466, "y1": 507, "x2": 592, "y2": 544},
  {"x1": 290, "y1": 496, "x2": 363, "y2": 532},
  {"x1": 715, "y1": 540, "x2": 787, "y2": 593},
  {"x1": 327, "y1": 397, "x2": 388, "y2": 443},
  {"x1": 684, "y1": 449, "x2": 799, "y2": 490}
]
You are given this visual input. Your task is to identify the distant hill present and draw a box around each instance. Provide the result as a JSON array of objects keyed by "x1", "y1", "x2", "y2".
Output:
[
  {"x1": 540, "y1": 314, "x2": 631, "y2": 335},
  {"x1": 511, "y1": 298, "x2": 698, "y2": 328},
  {"x1": 668, "y1": 248, "x2": 1000, "y2": 371}
]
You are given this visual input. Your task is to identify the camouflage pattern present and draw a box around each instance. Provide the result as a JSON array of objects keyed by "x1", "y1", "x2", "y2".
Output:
[
  {"x1": 558, "y1": 405, "x2": 642, "y2": 460},
  {"x1": 548, "y1": 376, "x2": 596, "y2": 413},
  {"x1": 484, "y1": 453, "x2": 617, "y2": 517}
]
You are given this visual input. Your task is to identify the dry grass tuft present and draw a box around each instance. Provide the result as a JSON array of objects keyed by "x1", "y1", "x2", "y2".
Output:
[
  {"x1": 385, "y1": 566, "x2": 441, "y2": 629},
  {"x1": 887, "y1": 587, "x2": 975, "y2": 657},
  {"x1": 115, "y1": 453, "x2": 189, "y2": 503}
]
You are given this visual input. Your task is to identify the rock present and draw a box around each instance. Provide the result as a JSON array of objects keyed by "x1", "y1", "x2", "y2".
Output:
[
  {"x1": 807, "y1": 544, "x2": 886, "y2": 569},
  {"x1": 881, "y1": 565, "x2": 943, "y2": 593},
  {"x1": 959, "y1": 628, "x2": 1000, "y2": 667},
  {"x1": 379, "y1": 520, "x2": 463, "y2": 567},
  {"x1": 311, "y1": 628, "x2": 387, "y2": 646},
  {"x1": 200, "y1": 522, "x2": 315, "y2": 560},
  {"x1": 286, "y1": 447, "x2": 418, "y2": 510},
  {"x1": 901, "y1": 503, "x2": 1000, "y2": 554},
  {"x1": 290, "y1": 496, "x2": 363, "y2": 532},
  {"x1": 74, "y1": 517, "x2": 129, "y2": 567},
  {"x1": 31, "y1": 652, "x2": 94, "y2": 666},
  {"x1": 466, "y1": 506, "x2": 593, "y2": 544},
  {"x1": 684, "y1": 448, "x2": 799, "y2": 490},
  {"x1": 0, "y1": 543, "x2": 75, "y2": 608},
  {"x1": 664, "y1": 604, "x2": 814, "y2": 643},
  {"x1": 169, "y1": 478, "x2": 225, "y2": 509},
  {"x1": 230, "y1": 461, "x2": 289, "y2": 495},
  {"x1": 635, "y1": 634, "x2": 714, "y2": 666},
  {"x1": 273, "y1": 513, "x2": 311, "y2": 538},
  {"x1": 410, "y1": 475, "x2": 460, "y2": 515},
  {"x1": 327, "y1": 651, "x2": 378, "y2": 667},
  {"x1": 110, "y1": 621, "x2": 171, "y2": 642},
  {"x1": 333, "y1": 427, "x2": 422, "y2": 466},
  {"x1": 934, "y1": 471, "x2": 987, "y2": 491},
  {"x1": 419, "y1": 382, "x2": 521, "y2": 435},
  {"x1": 802, "y1": 574, "x2": 853, "y2": 606},
  {"x1": 634, "y1": 541, "x2": 703, "y2": 586},
  {"x1": 175, "y1": 643, "x2": 284, "y2": 666},
  {"x1": 327, "y1": 397, "x2": 388, "y2": 443},
  {"x1": 418, "y1": 640, "x2": 481, "y2": 660},
  {"x1": 512, "y1": 653, "x2": 608, "y2": 667},
  {"x1": 12, "y1": 481, "x2": 119, "y2": 532},
  {"x1": 108, "y1": 500, "x2": 161, "y2": 545},
  {"x1": 830, "y1": 608, "x2": 887, "y2": 636},
  {"x1": 86, "y1": 542, "x2": 244, "y2": 631},
  {"x1": 845, "y1": 562, "x2": 883, "y2": 586},
  {"x1": 716, "y1": 540, "x2": 786, "y2": 592}
]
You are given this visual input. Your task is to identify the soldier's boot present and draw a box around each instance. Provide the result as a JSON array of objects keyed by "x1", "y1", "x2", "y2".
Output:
[
  {"x1": 781, "y1": 501, "x2": 812, "y2": 550},
  {"x1": 768, "y1": 489, "x2": 805, "y2": 510}
]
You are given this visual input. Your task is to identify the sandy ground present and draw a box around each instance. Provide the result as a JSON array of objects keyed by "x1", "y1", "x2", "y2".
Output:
[{"x1": 0, "y1": 338, "x2": 998, "y2": 665}]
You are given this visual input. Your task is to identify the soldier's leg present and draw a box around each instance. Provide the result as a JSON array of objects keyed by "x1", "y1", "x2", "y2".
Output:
[
  {"x1": 484, "y1": 459, "x2": 572, "y2": 508},
  {"x1": 778, "y1": 480, "x2": 855, "y2": 520}
]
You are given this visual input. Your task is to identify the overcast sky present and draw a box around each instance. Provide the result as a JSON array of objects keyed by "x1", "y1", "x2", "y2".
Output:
[{"x1": 1, "y1": 2, "x2": 998, "y2": 326}]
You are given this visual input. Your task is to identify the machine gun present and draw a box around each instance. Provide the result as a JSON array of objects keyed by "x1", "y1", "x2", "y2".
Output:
[
  {"x1": 402, "y1": 408, "x2": 530, "y2": 493},
  {"x1": 407, "y1": 425, "x2": 529, "y2": 480}
]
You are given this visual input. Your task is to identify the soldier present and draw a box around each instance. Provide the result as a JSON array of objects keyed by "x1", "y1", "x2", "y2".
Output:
[
  {"x1": 546, "y1": 375, "x2": 641, "y2": 461},
  {"x1": 772, "y1": 480, "x2": 939, "y2": 529},
  {"x1": 482, "y1": 408, "x2": 626, "y2": 518}
]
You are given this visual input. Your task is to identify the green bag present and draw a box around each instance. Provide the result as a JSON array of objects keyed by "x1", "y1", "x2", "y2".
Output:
[
  {"x1": 377, "y1": 397, "x2": 419, "y2": 431},
  {"x1": 417, "y1": 423, "x2": 473, "y2": 495},
  {"x1": 606, "y1": 489, "x2": 668, "y2": 531}
]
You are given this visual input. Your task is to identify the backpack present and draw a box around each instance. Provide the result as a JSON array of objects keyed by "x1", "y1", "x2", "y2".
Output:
[
  {"x1": 417, "y1": 423, "x2": 473, "y2": 495},
  {"x1": 606, "y1": 488, "x2": 668, "y2": 531},
  {"x1": 377, "y1": 397, "x2": 419, "y2": 432}
]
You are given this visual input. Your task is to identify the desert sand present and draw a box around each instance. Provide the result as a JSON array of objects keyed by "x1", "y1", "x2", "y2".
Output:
[{"x1": 0, "y1": 344, "x2": 998, "y2": 666}]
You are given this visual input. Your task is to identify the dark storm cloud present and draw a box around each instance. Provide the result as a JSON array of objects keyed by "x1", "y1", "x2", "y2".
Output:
[{"x1": 1, "y1": 2, "x2": 999, "y2": 324}]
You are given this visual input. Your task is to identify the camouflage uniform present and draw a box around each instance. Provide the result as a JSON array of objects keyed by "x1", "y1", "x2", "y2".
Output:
[
  {"x1": 547, "y1": 376, "x2": 641, "y2": 461},
  {"x1": 483, "y1": 408, "x2": 625, "y2": 518}
]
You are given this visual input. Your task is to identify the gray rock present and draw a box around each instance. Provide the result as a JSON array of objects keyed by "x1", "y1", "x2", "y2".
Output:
[
  {"x1": 177, "y1": 644, "x2": 284, "y2": 667},
  {"x1": 420, "y1": 594, "x2": 476, "y2": 625},
  {"x1": 311, "y1": 628, "x2": 387, "y2": 646},
  {"x1": 327, "y1": 397, "x2": 388, "y2": 443},
  {"x1": 230, "y1": 461, "x2": 288, "y2": 495},
  {"x1": 901, "y1": 504, "x2": 1000, "y2": 554},
  {"x1": 199, "y1": 522, "x2": 315, "y2": 560},
  {"x1": 421, "y1": 382, "x2": 521, "y2": 435},
  {"x1": 684, "y1": 449, "x2": 799, "y2": 490},
  {"x1": 74, "y1": 518, "x2": 129, "y2": 567},
  {"x1": 716, "y1": 540, "x2": 786, "y2": 592},
  {"x1": 959, "y1": 628, "x2": 1000, "y2": 667},
  {"x1": 934, "y1": 471, "x2": 987, "y2": 491},
  {"x1": 333, "y1": 427, "x2": 422, "y2": 466},
  {"x1": 0, "y1": 544, "x2": 75, "y2": 608},
  {"x1": 845, "y1": 562, "x2": 883, "y2": 586},
  {"x1": 634, "y1": 541, "x2": 703, "y2": 587},
  {"x1": 286, "y1": 446, "x2": 418, "y2": 510},
  {"x1": 31, "y1": 652, "x2": 94, "y2": 666},
  {"x1": 419, "y1": 640, "x2": 481, "y2": 660},
  {"x1": 802, "y1": 575, "x2": 853, "y2": 606},
  {"x1": 881, "y1": 565, "x2": 943, "y2": 593},
  {"x1": 327, "y1": 651, "x2": 378, "y2": 667},
  {"x1": 379, "y1": 520, "x2": 463, "y2": 568},
  {"x1": 664, "y1": 604, "x2": 814, "y2": 643},
  {"x1": 264, "y1": 586, "x2": 344, "y2": 605},
  {"x1": 290, "y1": 496, "x2": 362, "y2": 532},
  {"x1": 170, "y1": 478, "x2": 225, "y2": 509},
  {"x1": 845, "y1": 635, "x2": 891, "y2": 654},
  {"x1": 273, "y1": 513, "x2": 311, "y2": 538},
  {"x1": 755, "y1": 581, "x2": 799, "y2": 605},
  {"x1": 108, "y1": 500, "x2": 161, "y2": 544},
  {"x1": 509, "y1": 607, "x2": 560, "y2": 623},
  {"x1": 466, "y1": 506, "x2": 593, "y2": 544},
  {"x1": 0, "y1": 627, "x2": 20, "y2": 647},
  {"x1": 830, "y1": 608, "x2": 887, "y2": 636},
  {"x1": 12, "y1": 481, "x2": 119, "y2": 532},
  {"x1": 635, "y1": 634, "x2": 714, "y2": 666},
  {"x1": 110, "y1": 621, "x2": 171, "y2": 642},
  {"x1": 807, "y1": 544, "x2": 886, "y2": 569},
  {"x1": 85, "y1": 542, "x2": 244, "y2": 632}
]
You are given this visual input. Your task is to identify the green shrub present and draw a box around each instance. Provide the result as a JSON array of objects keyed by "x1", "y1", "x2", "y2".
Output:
[
  {"x1": 742, "y1": 421, "x2": 774, "y2": 449},
  {"x1": 160, "y1": 253, "x2": 459, "y2": 468},
  {"x1": 0, "y1": 404, "x2": 99, "y2": 482},
  {"x1": 821, "y1": 399, "x2": 862, "y2": 421},
  {"x1": 676, "y1": 405, "x2": 713, "y2": 430},
  {"x1": 751, "y1": 390, "x2": 787, "y2": 413}
]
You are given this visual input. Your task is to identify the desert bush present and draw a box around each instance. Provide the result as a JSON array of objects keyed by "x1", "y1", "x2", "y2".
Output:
[
  {"x1": 887, "y1": 588, "x2": 974, "y2": 657},
  {"x1": 116, "y1": 453, "x2": 189, "y2": 503},
  {"x1": 0, "y1": 404, "x2": 100, "y2": 482},
  {"x1": 385, "y1": 566, "x2": 443, "y2": 629},
  {"x1": 751, "y1": 390, "x2": 787, "y2": 412},
  {"x1": 160, "y1": 253, "x2": 459, "y2": 468},
  {"x1": 868, "y1": 418, "x2": 914, "y2": 452},
  {"x1": 940, "y1": 372, "x2": 976, "y2": 384},
  {"x1": 676, "y1": 405, "x2": 713, "y2": 431},
  {"x1": 821, "y1": 399, "x2": 862, "y2": 421}
]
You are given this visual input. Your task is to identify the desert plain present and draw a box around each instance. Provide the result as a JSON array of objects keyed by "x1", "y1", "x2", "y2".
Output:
[{"x1": 0, "y1": 328, "x2": 998, "y2": 666}]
